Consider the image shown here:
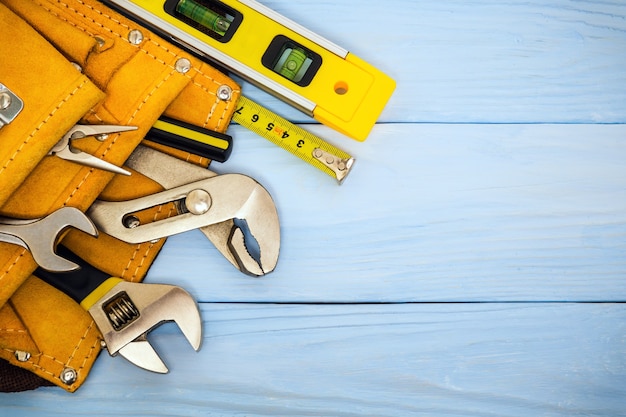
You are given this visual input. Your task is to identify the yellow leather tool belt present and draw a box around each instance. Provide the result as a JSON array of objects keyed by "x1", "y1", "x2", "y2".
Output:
[{"x1": 0, "y1": 0, "x2": 240, "y2": 391}]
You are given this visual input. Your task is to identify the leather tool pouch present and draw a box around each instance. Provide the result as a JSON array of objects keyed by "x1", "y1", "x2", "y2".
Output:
[{"x1": 0, "y1": 0, "x2": 240, "y2": 392}]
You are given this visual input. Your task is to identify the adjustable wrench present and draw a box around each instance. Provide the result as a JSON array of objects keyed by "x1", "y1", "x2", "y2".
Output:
[
  {"x1": 35, "y1": 246, "x2": 202, "y2": 374},
  {"x1": 87, "y1": 145, "x2": 280, "y2": 276},
  {"x1": 0, "y1": 207, "x2": 98, "y2": 272}
]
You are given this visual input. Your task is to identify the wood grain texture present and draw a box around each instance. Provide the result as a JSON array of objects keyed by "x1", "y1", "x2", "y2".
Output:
[
  {"x1": 1, "y1": 0, "x2": 625, "y2": 414},
  {"x1": 239, "y1": 0, "x2": 626, "y2": 124},
  {"x1": 147, "y1": 124, "x2": 626, "y2": 303},
  {"x1": 3, "y1": 303, "x2": 626, "y2": 416}
]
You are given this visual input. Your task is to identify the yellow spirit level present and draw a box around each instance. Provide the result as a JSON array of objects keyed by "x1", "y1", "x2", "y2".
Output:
[{"x1": 102, "y1": 0, "x2": 395, "y2": 141}]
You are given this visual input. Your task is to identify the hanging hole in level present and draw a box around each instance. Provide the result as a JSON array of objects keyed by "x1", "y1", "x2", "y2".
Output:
[{"x1": 334, "y1": 81, "x2": 349, "y2": 95}]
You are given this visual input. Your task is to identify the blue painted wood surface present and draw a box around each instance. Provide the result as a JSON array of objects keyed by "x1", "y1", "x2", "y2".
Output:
[{"x1": 2, "y1": 0, "x2": 625, "y2": 415}]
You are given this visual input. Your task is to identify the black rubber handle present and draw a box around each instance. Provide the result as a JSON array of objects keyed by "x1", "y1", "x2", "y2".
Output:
[
  {"x1": 147, "y1": 116, "x2": 233, "y2": 163},
  {"x1": 34, "y1": 246, "x2": 111, "y2": 305}
]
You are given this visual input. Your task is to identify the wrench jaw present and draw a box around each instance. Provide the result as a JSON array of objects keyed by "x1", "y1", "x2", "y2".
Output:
[
  {"x1": 43, "y1": 207, "x2": 99, "y2": 272},
  {"x1": 0, "y1": 207, "x2": 99, "y2": 272},
  {"x1": 117, "y1": 336, "x2": 168, "y2": 374},
  {"x1": 88, "y1": 281, "x2": 202, "y2": 373}
]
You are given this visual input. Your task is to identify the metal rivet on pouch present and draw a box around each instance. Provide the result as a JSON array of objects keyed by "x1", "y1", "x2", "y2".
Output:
[
  {"x1": 94, "y1": 36, "x2": 106, "y2": 48},
  {"x1": 128, "y1": 29, "x2": 144, "y2": 45},
  {"x1": 71, "y1": 62, "x2": 83, "y2": 73},
  {"x1": 14, "y1": 351, "x2": 31, "y2": 362},
  {"x1": 60, "y1": 367, "x2": 77, "y2": 385},
  {"x1": 0, "y1": 92, "x2": 12, "y2": 111},
  {"x1": 217, "y1": 85, "x2": 232, "y2": 101},
  {"x1": 175, "y1": 58, "x2": 191, "y2": 74}
]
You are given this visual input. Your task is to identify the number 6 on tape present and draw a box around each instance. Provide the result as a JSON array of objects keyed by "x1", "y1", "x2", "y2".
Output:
[{"x1": 102, "y1": 0, "x2": 396, "y2": 141}]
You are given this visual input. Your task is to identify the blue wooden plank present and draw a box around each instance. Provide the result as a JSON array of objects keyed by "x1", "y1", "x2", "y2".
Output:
[
  {"x1": 2, "y1": 303, "x2": 625, "y2": 416},
  {"x1": 235, "y1": 0, "x2": 626, "y2": 124},
  {"x1": 147, "y1": 124, "x2": 626, "y2": 303},
  {"x1": 1, "y1": 0, "x2": 624, "y2": 413}
]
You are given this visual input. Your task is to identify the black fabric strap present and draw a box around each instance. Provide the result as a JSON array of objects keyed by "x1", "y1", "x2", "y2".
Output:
[{"x1": 0, "y1": 359, "x2": 54, "y2": 392}]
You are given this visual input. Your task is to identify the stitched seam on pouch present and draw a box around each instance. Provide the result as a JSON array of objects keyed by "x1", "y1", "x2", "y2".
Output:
[
  {"x1": 123, "y1": 242, "x2": 156, "y2": 283},
  {"x1": 121, "y1": 204, "x2": 175, "y2": 282},
  {"x1": 13, "y1": 350, "x2": 65, "y2": 378},
  {"x1": 126, "y1": 69, "x2": 177, "y2": 123},
  {"x1": 191, "y1": 155, "x2": 209, "y2": 165},
  {"x1": 190, "y1": 67, "x2": 239, "y2": 131},
  {"x1": 47, "y1": 0, "x2": 222, "y2": 92},
  {"x1": 62, "y1": 68, "x2": 177, "y2": 207},
  {"x1": 66, "y1": 320, "x2": 95, "y2": 364},
  {"x1": 0, "y1": 328, "x2": 27, "y2": 334},
  {"x1": 1, "y1": 349, "x2": 56, "y2": 378},
  {"x1": 86, "y1": 108, "x2": 105, "y2": 123},
  {"x1": 0, "y1": 78, "x2": 90, "y2": 176},
  {"x1": 0, "y1": 250, "x2": 26, "y2": 287},
  {"x1": 65, "y1": 320, "x2": 100, "y2": 389},
  {"x1": 3, "y1": 321, "x2": 102, "y2": 388},
  {"x1": 41, "y1": 1, "x2": 236, "y2": 132},
  {"x1": 204, "y1": 97, "x2": 220, "y2": 129}
]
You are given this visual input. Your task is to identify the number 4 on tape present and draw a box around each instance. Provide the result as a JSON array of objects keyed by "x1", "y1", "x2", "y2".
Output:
[{"x1": 233, "y1": 96, "x2": 355, "y2": 184}]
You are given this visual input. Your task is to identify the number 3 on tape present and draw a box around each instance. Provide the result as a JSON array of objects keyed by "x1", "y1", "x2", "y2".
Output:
[{"x1": 233, "y1": 96, "x2": 355, "y2": 184}]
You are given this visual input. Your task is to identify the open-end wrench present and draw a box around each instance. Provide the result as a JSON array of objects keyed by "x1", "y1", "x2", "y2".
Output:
[
  {"x1": 0, "y1": 207, "x2": 98, "y2": 272},
  {"x1": 35, "y1": 246, "x2": 202, "y2": 374},
  {"x1": 87, "y1": 145, "x2": 280, "y2": 276}
]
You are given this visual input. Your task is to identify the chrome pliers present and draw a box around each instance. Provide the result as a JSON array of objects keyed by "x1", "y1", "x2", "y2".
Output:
[{"x1": 87, "y1": 145, "x2": 281, "y2": 276}]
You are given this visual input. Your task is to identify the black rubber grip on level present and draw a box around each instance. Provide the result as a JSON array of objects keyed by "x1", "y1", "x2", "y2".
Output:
[{"x1": 34, "y1": 246, "x2": 111, "y2": 304}]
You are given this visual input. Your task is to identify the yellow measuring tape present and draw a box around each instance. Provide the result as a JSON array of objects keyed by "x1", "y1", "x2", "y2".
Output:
[{"x1": 232, "y1": 96, "x2": 355, "y2": 183}]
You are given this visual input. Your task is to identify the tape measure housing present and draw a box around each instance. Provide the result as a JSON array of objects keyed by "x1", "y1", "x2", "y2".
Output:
[{"x1": 232, "y1": 96, "x2": 355, "y2": 183}]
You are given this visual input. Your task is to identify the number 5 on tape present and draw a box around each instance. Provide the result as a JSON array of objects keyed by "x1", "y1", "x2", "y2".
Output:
[
  {"x1": 103, "y1": 0, "x2": 395, "y2": 141},
  {"x1": 233, "y1": 96, "x2": 355, "y2": 184}
]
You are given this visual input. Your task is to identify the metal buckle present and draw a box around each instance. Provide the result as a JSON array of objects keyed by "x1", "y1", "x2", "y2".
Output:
[{"x1": 0, "y1": 83, "x2": 24, "y2": 129}]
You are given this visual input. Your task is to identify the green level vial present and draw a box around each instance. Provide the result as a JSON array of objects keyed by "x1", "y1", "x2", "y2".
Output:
[{"x1": 175, "y1": 0, "x2": 234, "y2": 38}]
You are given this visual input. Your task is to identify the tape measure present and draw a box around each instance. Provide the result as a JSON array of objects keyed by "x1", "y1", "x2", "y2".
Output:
[{"x1": 233, "y1": 96, "x2": 354, "y2": 183}]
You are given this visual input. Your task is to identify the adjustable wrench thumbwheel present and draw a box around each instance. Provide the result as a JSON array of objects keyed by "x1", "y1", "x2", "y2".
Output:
[
  {"x1": 35, "y1": 246, "x2": 202, "y2": 374},
  {"x1": 0, "y1": 207, "x2": 98, "y2": 272}
]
